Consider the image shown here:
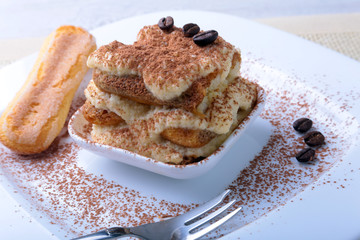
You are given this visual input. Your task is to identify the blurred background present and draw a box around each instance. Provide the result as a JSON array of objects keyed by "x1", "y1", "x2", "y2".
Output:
[
  {"x1": 0, "y1": 0, "x2": 360, "y2": 68},
  {"x1": 1, "y1": 0, "x2": 360, "y2": 39},
  {"x1": 1, "y1": 0, "x2": 360, "y2": 66},
  {"x1": 1, "y1": 0, "x2": 360, "y2": 68}
]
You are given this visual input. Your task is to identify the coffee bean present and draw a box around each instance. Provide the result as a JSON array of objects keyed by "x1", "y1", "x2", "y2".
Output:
[
  {"x1": 183, "y1": 23, "x2": 200, "y2": 37},
  {"x1": 293, "y1": 118, "x2": 313, "y2": 132},
  {"x1": 158, "y1": 16, "x2": 174, "y2": 31},
  {"x1": 304, "y1": 131, "x2": 325, "y2": 146},
  {"x1": 296, "y1": 148, "x2": 315, "y2": 162},
  {"x1": 193, "y1": 30, "x2": 218, "y2": 46}
]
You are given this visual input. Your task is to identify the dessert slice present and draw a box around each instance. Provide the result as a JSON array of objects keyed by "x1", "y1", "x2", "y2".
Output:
[
  {"x1": 87, "y1": 25, "x2": 241, "y2": 116},
  {"x1": 82, "y1": 20, "x2": 257, "y2": 164}
]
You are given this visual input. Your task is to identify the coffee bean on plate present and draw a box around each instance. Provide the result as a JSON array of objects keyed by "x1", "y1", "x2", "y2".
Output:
[
  {"x1": 304, "y1": 131, "x2": 325, "y2": 147},
  {"x1": 183, "y1": 23, "x2": 200, "y2": 37},
  {"x1": 293, "y1": 117, "x2": 313, "y2": 132},
  {"x1": 158, "y1": 16, "x2": 174, "y2": 31},
  {"x1": 193, "y1": 30, "x2": 218, "y2": 46},
  {"x1": 296, "y1": 147, "x2": 316, "y2": 162}
]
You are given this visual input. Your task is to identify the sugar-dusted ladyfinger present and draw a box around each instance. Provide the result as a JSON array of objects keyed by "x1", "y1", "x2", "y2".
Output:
[{"x1": 0, "y1": 26, "x2": 96, "y2": 154}]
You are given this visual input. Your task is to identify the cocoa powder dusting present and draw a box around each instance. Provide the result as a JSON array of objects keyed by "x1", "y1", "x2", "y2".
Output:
[{"x1": 0, "y1": 56, "x2": 358, "y2": 239}]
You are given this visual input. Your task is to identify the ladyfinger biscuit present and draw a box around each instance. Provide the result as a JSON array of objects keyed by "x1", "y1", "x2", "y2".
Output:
[
  {"x1": 0, "y1": 25, "x2": 96, "y2": 154},
  {"x1": 81, "y1": 100, "x2": 124, "y2": 126},
  {"x1": 160, "y1": 128, "x2": 216, "y2": 148}
]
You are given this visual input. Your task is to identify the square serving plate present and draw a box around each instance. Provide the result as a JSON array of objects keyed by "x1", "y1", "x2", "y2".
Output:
[{"x1": 0, "y1": 10, "x2": 360, "y2": 240}]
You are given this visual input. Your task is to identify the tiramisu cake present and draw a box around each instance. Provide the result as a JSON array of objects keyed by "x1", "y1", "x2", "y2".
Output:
[{"x1": 82, "y1": 17, "x2": 257, "y2": 164}]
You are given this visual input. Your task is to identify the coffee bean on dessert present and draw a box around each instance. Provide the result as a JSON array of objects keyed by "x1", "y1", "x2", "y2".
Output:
[
  {"x1": 293, "y1": 117, "x2": 313, "y2": 132},
  {"x1": 158, "y1": 16, "x2": 174, "y2": 31},
  {"x1": 183, "y1": 23, "x2": 200, "y2": 37},
  {"x1": 304, "y1": 131, "x2": 325, "y2": 146},
  {"x1": 296, "y1": 148, "x2": 315, "y2": 162},
  {"x1": 193, "y1": 30, "x2": 218, "y2": 46}
]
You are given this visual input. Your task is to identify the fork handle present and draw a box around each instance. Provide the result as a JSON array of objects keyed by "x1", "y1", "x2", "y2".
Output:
[{"x1": 71, "y1": 227, "x2": 136, "y2": 240}]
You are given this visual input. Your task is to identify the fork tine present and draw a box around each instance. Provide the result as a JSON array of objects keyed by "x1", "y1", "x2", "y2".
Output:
[
  {"x1": 188, "y1": 206, "x2": 243, "y2": 240},
  {"x1": 180, "y1": 190, "x2": 231, "y2": 223},
  {"x1": 187, "y1": 199, "x2": 236, "y2": 231}
]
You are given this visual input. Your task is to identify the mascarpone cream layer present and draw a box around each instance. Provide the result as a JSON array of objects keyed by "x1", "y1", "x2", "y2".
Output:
[
  {"x1": 87, "y1": 25, "x2": 239, "y2": 101},
  {"x1": 85, "y1": 76, "x2": 256, "y2": 163}
]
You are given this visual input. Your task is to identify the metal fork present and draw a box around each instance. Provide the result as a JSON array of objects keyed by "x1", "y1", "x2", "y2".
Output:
[{"x1": 72, "y1": 189, "x2": 242, "y2": 240}]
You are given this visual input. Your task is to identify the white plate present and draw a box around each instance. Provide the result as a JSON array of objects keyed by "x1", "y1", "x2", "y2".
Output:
[{"x1": 0, "y1": 11, "x2": 360, "y2": 240}]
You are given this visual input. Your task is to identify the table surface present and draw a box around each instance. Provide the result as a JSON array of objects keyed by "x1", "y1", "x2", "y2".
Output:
[{"x1": 1, "y1": 0, "x2": 360, "y2": 39}]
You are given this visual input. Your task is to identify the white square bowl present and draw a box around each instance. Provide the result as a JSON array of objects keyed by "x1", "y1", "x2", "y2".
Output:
[{"x1": 68, "y1": 84, "x2": 266, "y2": 179}]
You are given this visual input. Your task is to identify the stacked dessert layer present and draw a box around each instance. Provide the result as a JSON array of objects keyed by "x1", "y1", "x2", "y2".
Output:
[{"x1": 83, "y1": 24, "x2": 257, "y2": 164}]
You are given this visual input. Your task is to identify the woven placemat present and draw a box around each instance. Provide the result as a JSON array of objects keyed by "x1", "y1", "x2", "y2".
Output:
[
  {"x1": 0, "y1": 37, "x2": 44, "y2": 69},
  {"x1": 256, "y1": 13, "x2": 360, "y2": 62},
  {"x1": 0, "y1": 59, "x2": 16, "y2": 68},
  {"x1": 298, "y1": 32, "x2": 360, "y2": 61}
]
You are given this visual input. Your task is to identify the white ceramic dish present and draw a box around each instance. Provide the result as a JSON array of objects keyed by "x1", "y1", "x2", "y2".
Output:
[
  {"x1": 0, "y1": 11, "x2": 360, "y2": 240},
  {"x1": 68, "y1": 87, "x2": 266, "y2": 179}
]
